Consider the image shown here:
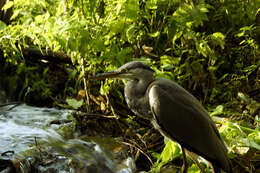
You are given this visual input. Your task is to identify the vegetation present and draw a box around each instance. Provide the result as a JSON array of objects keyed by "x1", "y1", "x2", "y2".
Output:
[{"x1": 0, "y1": 0, "x2": 259, "y2": 172}]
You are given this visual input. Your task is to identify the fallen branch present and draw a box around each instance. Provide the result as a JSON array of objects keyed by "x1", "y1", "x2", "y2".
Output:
[{"x1": 22, "y1": 48, "x2": 72, "y2": 65}]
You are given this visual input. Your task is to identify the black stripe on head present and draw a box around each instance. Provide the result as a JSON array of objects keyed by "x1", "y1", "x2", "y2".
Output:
[{"x1": 118, "y1": 61, "x2": 154, "y2": 72}]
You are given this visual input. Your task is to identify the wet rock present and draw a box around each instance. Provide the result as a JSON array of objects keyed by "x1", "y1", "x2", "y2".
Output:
[{"x1": 0, "y1": 104, "x2": 136, "y2": 173}]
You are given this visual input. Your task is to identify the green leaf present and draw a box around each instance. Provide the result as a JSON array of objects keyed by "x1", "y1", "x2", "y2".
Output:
[
  {"x1": 210, "y1": 32, "x2": 225, "y2": 49},
  {"x1": 160, "y1": 139, "x2": 181, "y2": 163},
  {"x1": 10, "y1": 9, "x2": 22, "y2": 20},
  {"x1": 191, "y1": 59, "x2": 204, "y2": 72},
  {"x1": 196, "y1": 40, "x2": 212, "y2": 57},
  {"x1": 217, "y1": 74, "x2": 228, "y2": 82},
  {"x1": 240, "y1": 138, "x2": 260, "y2": 150},
  {"x1": 146, "y1": 0, "x2": 158, "y2": 10},
  {"x1": 237, "y1": 92, "x2": 251, "y2": 104},
  {"x1": 172, "y1": 31, "x2": 183, "y2": 45},
  {"x1": 148, "y1": 31, "x2": 160, "y2": 38},
  {"x1": 125, "y1": 0, "x2": 139, "y2": 19},
  {"x1": 161, "y1": 64, "x2": 174, "y2": 71},
  {"x1": 2, "y1": 1, "x2": 14, "y2": 10},
  {"x1": 66, "y1": 98, "x2": 84, "y2": 109},
  {"x1": 211, "y1": 105, "x2": 224, "y2": 116},
  {"x1": 100, "y1": 102, "x2": 106, "y2": 111},
  {"x1": 0, "y1": 20, "x2": 7, "y2": 30}
]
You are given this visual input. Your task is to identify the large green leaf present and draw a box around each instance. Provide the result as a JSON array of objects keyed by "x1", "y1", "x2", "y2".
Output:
[{"x1": 66, "y1": 98, "x2": 84, "y2": 110}]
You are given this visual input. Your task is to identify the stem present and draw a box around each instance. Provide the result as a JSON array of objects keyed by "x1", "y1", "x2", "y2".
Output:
[{"x1": 81, "y1": 55, "x2": 90, "y2": 112}]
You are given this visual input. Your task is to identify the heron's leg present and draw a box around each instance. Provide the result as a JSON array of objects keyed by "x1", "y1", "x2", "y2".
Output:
[
  {"x1": 185, "y1": 150, "x2": 206, "y2": 173},
  {"x1": 181, "y1": 146, "x2": 188, "y2": 173},
  {"x1": 211, "y1": 163, "x2": 221, "y2": 173}
]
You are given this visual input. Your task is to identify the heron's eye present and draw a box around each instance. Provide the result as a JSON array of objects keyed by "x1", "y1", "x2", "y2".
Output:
[{"x1": 123, "y1": 69, "x2": 129, "y2": 73}]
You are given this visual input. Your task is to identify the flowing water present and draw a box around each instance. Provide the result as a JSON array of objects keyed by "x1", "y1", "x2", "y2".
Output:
[{"x1": 0, "y1": 104, "x2": 135, "y2": 173}]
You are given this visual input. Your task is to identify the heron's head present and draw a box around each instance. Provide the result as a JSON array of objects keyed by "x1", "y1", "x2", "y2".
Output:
[{"x1": 90, "y1": 61, "x2": 155, "y2": 81}]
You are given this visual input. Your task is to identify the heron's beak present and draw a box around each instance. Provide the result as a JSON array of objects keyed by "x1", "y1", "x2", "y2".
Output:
[{"x1": 89, "y1": 71, "x2": 122, "y2": 80}]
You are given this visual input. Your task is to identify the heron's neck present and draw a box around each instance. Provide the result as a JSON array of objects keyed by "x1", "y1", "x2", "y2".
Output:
[
  {"x1": 124, "y1": 77, "x2": 154, "y2": 119},
  {"x1": 125, "y1": 78, "x2": 152, "y2": 97}
]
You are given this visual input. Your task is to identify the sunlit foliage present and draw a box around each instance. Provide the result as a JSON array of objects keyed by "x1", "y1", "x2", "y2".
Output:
[{"x1": 0, "y1": 0, "x2": 259, "y2": 172}]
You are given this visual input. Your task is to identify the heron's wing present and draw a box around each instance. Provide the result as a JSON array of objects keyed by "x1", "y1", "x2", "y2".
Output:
[{"x1": 148, "y1": 79, "x2": 227, "y2": 164}]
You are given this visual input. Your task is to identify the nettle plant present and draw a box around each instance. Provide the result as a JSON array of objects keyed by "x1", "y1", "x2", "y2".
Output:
[{"x1": 0, "y1": 0, "x2": 259, "y2": 171}]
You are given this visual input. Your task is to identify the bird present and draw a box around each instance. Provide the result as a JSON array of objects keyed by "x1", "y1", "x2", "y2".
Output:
[{"x1": 90, "y1": 61, "x2": 232, "y2": 173}]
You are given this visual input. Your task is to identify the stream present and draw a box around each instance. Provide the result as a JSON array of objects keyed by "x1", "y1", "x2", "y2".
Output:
[{"x1": 0, "y1": 103, "x2": 136, "y2": 173}]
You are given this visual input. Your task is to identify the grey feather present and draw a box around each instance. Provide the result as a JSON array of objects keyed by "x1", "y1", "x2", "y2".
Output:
[
  {"x1": 148, "y1": 79, "x2": 231, "y2": 172},
  {"x1": 91, "y1": 61, "x2": 232, "y2": 173}
]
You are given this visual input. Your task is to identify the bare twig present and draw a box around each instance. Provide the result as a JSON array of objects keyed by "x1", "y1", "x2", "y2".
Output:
[
  {"x1": 105, "y1": 93, "x2": 119, "y2": 119},
  {"x1": 185, "y1": 150, "x2": 206, "y2": 173},
  {"x1": 80, "y1": 56, "x2": 90, "y2": 112},
  {"x1": 119, "y1": 140, "x2": 153, "y2": 165},
  {"x1": 251, "y1": 105, "x2": 260, "y2": 118},
  {"x1": 136, "y1": 133, "x2": 148, "y2": 148},
  {"x1": 79, "y1": 112, "x2": 118, "y2": 119},
  {"x1": 23, "y1": 48, "x2": 71, "y2": 64},
  {"x1": 1, "y1": 150, "x2": 14, "y2": 157},
  {"x1": 89, "y1": 93, "x2": 101, "y2": 105},
  {"x1": 34, "y1": 137, "x2": 43, "y2": 160},
  {"x1": 0, "y1": 102, "x2": 23, "y2": 108}
]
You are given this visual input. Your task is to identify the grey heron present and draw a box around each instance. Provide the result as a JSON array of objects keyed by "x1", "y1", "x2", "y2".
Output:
[{"x1": 90, "y1": 61, "x2": 232, "y2": 173}]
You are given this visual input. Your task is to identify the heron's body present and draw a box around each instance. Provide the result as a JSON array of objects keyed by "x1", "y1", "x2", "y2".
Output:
[
  {"x1": 125, "y1": 77, "x2": 231, "y2": 172},
  {"x1": 91, "y1": 61, "x2": 232, "y2": 173}
]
